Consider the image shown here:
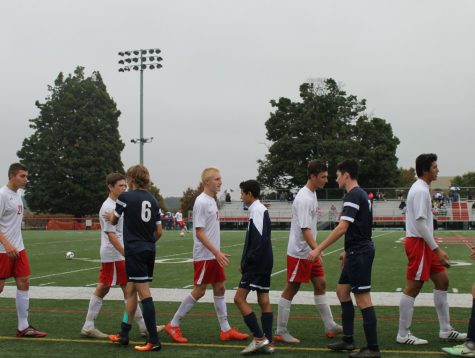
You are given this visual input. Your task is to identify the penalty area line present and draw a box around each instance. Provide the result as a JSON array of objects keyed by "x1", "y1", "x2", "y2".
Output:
[{"x1": 0, "y1": 336, "x2": 444, "y2": 354}]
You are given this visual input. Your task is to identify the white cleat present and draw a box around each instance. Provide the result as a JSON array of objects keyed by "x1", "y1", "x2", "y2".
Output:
[
  {"x1": 326, "y1": 324, "x2": 343, "y2": 338},
  {"x1": 259, "y1": 343, "x2": 275, "y2": 354},
  {"x1": 442, "y1": 342, "x2": 475, "y2": 357},
  {"x1": 274, "y1": 331, "x2": 300, "y2": 343},
  {"x1": 241, "y1": 338, "x2": 269, "y2": 355},
  {"x1": 396, "y1": 332, "x2": 428, "y2": 345},
  {"x1": 440, "y1": 329, "x2": 467, "y2": 342},
  {"x1": 140, "y1": 325, "x2": 166, "y2": 337},
  {"x1": 80, "y1": 327, "x2": 108, "y2": 338}
]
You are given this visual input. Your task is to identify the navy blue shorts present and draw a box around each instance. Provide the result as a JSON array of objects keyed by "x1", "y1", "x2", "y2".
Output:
[
  {"x1": 338, "y1": 249, "x2": 374, "y2": 294},
  {"x1": 239, "y1": 271, "x2": 271, "y2": 293},
  {"x1": 125, "y1": 250, "x2": 155, "y2": 283}
]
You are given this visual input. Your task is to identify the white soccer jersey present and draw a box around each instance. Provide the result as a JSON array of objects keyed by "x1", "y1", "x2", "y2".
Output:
[
  {"x1": 0, "y1": 185, "x2": 24, "y2": 253},
  {"x1": 193, "y1": 192, "x2": 220, "y2": 261},
  {"x1": 175, "y1": 211, "x2": 183, "y2": 221},
  {"x1": 99, "y1": 197, "x2": 124, "y2": 262},
  {"x1": 287, "y1": 186, "x2": 318, "y2": 259},
  {"x1": 406, "y1": 179, "x2": 434, "y2": 239}
]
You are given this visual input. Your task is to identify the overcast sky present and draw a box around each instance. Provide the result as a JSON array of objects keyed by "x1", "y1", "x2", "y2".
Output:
[{"x1": 1, "y1": 0, "x2": 474, "y2": 198}]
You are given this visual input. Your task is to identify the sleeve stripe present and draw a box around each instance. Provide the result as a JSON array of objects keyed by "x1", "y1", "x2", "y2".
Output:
[
  {"x1": 116, "y1": 199, "x2": 126, "y2": 207},
  {"x1": 341, "y1": 215, "x2": 355, "y2": 223},
  {"x1": 343, "y1": 202, "x2": 360, "y2": 210}
]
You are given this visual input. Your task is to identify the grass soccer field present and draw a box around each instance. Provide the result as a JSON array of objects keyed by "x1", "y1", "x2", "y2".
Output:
[{"x1": 0, "y1": 229, "x2": 474, "y2": 357}]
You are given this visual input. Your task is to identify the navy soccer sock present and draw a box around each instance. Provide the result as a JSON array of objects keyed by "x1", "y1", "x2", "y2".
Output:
[
  {"x1": 244, "y1": 312, "x2": 264, "y2": 339},
  {"x1": 261, "y1": 312, "x2": 273, "y2": 343},
  {"x1": 341, "y1": 300, "x2": 355, "y2": 342},
  {"x1": 120, "y1": 321, "x2": 132, "y2": 344},
  {"x1": 361, "y1": 306, "x2": 379, "y2": 351},
  {"x1": 141, "y1": 297, "x2": 160, "y2": 345},
  {"x1": 468, "y1": 298, "x2": 475, "y2": 342}
]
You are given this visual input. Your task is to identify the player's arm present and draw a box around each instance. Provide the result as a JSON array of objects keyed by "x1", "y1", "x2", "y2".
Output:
[
  {"x1": 106, "y1": 231, "x2": 124, "y2": 256},
  {"x1": 154, "y1": 223, "x2": 163, "y2": 242},
  {"x1": 307, "y1": 220, "x2": 349, "y2": 261},
  {"x1": 302, "y1": 228, "x2": 318, "y2": 249},
  {"x1": 195, "y1": 227, "x2": 230, "y2": 267},
  {"x1": 0, "y1": 231, "x2": 19, "y2": 259}
]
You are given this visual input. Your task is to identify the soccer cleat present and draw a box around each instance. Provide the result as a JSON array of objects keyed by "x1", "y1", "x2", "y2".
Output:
[
  {"x1": 16, "y1": 326, "x2": 47, "y2": 338},
  {"x1": 396, "y1": 332, "x2": 428, "y2": 345},
  {"x1": 274, "y1": 332, "x2": 300, "y2": 344},
  {"x1": 326, "y1": 324, "x2": 343, "y2": 338},
  {"x1": 241, "y1": 337, "x2": 269, "y2": 355},
  {"x1": 327, "y1": 340, "x2": 356, "y2": 351},
  {"x1": 165, "y1": 322, "x2": 188, "y2": 343},
  {"x1": 440, "y1": 329, "x2": 467, "y2": 342},
  {"x1": 134, "y1": 342, "x2": 162, "y2": 351},
  {"x1": 349, "y1": 347, "x2": 381, "y2": 358},
  {"x1": 108, "y1": 333, "x2": 129, "y2": 345},
  {"x1": 140, "y1": 325, "x2": 166, "y2": 337},
  {"x1": 81, "y1": 327, "x2": 108, "y2": 338},
  {"x1": 219, "y1": 328, "x2": 249, "y2": 341},
  {"x1": 442, "y1": 343, "x2": 475, "y2": 357},
  {"x1": 259, "y1": 342, "x2": 275, "y2": 354}
]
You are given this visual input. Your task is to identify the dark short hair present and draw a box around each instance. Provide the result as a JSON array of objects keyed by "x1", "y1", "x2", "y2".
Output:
[
  {"x1": 239, "y1": 179, "x2": 260, "y2": 199},
  {"x1": 8, "y1": 163, "x2": 28, "y2": 179},
  {"x1": 415, "y1": 153, "x2": 437, "y2": 177},
  {"x1": 106, "y1": 173, "x2": 125, "y2": 187},
  {"x1": 126, "y1": 164, "x2": 150, "y2": 189},
  {"x1": 307, "y1": 160, "x2": 328, "y2": 179},
  {"x1": 336, "y1": 159, "x2": 359, "y2": 179}
]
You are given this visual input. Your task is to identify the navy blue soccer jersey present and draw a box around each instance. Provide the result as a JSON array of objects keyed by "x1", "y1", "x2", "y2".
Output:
[
  {"x1": 114, "y1": 190, "x2": 161, "y2": 255},
  {"x1": 340, "y1": 187, "x2": 374, "y2": 254},
  {"x1": 240, "y1": 200, "x2": 273, "y2": 275}
]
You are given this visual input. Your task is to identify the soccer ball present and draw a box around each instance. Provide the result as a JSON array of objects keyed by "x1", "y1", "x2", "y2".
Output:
[
  {"x1": 180, "y1": 232, "x2": 185, "y2": 237},
  {"x1": 66, "y1": 251, "x2": 75, "y2": 260}
]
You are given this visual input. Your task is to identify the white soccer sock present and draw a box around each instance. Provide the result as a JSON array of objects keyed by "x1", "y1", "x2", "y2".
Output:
[
  {"x1": 434, "y1": 289, "x2": 451, "y2": 332},
  {"x1": 314, "y1": 294, "x2": 337, "y2": 331},
  {"x1": 83, "y1": 295, "x2": 103, "y2": 330},
  {"x1": 171, "y1": 294, "x2": 197, "y2": 327},
  {"x1": 16, "y1": 290, "x2": 30, "y2": 331},
  {"x1": 213, "y1": 295, "x2": 231, "y2": 332},
  {"x1": 134, "y1": 302, "x2": 147, "y2": 333},
  {"x1": 276, "y1": 297, "x2": 292, "y2": 334},
  {"x1": 398, "y1": 293, "x2": 415, "y2": 337}
]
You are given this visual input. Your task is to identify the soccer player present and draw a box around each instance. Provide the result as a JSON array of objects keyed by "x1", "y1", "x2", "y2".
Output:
[
  {"x1": 175, "y1": 209, "x2": 186, "y2": 236},
  {"x1": 397, "y1": 153, "x2": 466, "y2": 345},
  {"x1": 81, "y1": 173, "x2": 149, "y2": 338},
  {"x1": 234, "y1": 180, "x2": 274, "y2": 354},
  {"x1": 307, "y1": 159, "x2": 380, "y2": 358},
  {"x1": 442, "y1": 250, "x2": 475, "y2": 356},
  {"x1": 106, "y1": 165, "x2": 163, "y2": 351},
  {"x1": 0, "y1": 163, "x2": 46, "y2": 338},
  {"x1": 275, "y1": 160, "x2": 341, "y2": 343},
  {"x1": 165, "y1": 167, "x2": 249, "y2": 343}
]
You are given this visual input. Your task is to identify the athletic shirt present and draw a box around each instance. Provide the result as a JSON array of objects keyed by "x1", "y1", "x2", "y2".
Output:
[
  {"x1": 240, "y1": 200, "x2": 273, "y2": 274},
  {"x1": 114, "y1": 190, "x2": 161, "y2": 256},
  {"x1": 0, "y1": 186, "x2": 24, "y2": 253},
  {"x1": 405, "y1": 179, "x2": 433, "y2": 239},
  {"x1": 287, "y1": 186, "x2": 318, "y2": 259},
  {"x1": 99, "y1": 197, "x2": 124, "y2": 262},
  {"x1": 340, "y1": 186, "x2": 374, "y2": 254},
  {"x1": 175, "y1": 211, "x2": 183, "y2": 221},
  {"x1": 193, "y1": 192, "x2": 220, "y2": 261}
]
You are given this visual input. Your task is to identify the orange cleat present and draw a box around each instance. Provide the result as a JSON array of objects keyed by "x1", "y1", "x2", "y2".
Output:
[
  {"x1": 165, "y1": 322, "x2": 188, "y2": 343},
  {"x1": 134, "y1": 342, "x2": 162, "y2": 351},
  {"x1": 219, "y1": 328, "x2": 250, "y2": 341}
]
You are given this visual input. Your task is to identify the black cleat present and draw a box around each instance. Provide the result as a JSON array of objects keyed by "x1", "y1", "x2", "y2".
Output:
[
  {"x1": 349, "y1": 347, "x2": 381, "y2": 357},
  {"x1": 327, "y1": 340, "x2": 356, "y2": 351}
]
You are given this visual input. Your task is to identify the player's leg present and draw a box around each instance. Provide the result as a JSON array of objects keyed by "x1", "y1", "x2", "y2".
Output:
[
  {"x1": 432, "y1": 269, "x2": 467, "y2": 341},
  {"x1": 258, "y1": 291, "x2": 274, "y2": 352},
  {"x1": 81, "y1": 282, "x2": 110, "y2": 337},
  {"x1": 311, "y1": 264, "x2": 341, "y2": 337},
  {"x1": 442, "y1": 283, "x2": 475, "y2": 356},
  {"x1": 134, "y1": 281, "x2": 161, "y2": 350}
]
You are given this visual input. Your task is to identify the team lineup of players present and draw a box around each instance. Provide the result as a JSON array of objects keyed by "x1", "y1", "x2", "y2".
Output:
[{"x1": 1, "y1": 154, "x2": 475, "y2": 356}]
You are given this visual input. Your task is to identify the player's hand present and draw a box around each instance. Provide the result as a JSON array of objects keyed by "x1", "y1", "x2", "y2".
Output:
[
  {"x1": 102, "y1": 211, "x2": 114, "y2": 222},
  {"x1": 306, "y1": 248, "x2": 321, "y2": 262},
  {"x1": 435, "y1": 247, "x2": 450, "y2": 268},
  {"x1": 470, "y1": 246, "x2": 475, "y2": 260},
  {"x1": 339, "y1": 252, "x2": 346, "y2": 269},
  {"x1": 4, "y1": 241, "x2": 19, "y2": 259},
  {"x1": 215, "y1": 252, "x2": 231, "y2": 267}
]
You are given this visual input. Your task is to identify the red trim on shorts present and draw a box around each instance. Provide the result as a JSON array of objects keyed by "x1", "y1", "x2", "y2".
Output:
[
  {"x1": 0, "y1": 250, "x2": 30, "y2": 279},
  {"x1": 405, "y1": 237, "x2": 446, "y2": 281},
  {"x1": 98, "y1": 260, "x2": 127, "y2": 286},
  {"x1": 193, "y1": 259, "x2": 226, "y2": 285}
]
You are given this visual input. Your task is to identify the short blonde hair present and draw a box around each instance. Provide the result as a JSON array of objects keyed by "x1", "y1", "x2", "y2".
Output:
[
  {"x1": 126, "y1": 164, "x2": 150, "y2": 189},
  {"x1": 201, "y1": 166, "x2": 220, "y2": 184}
]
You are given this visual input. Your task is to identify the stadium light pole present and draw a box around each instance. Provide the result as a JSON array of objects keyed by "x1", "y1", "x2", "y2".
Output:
[{"x1": 118, "y1": 49, "x2": 163, "y2": 164}]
